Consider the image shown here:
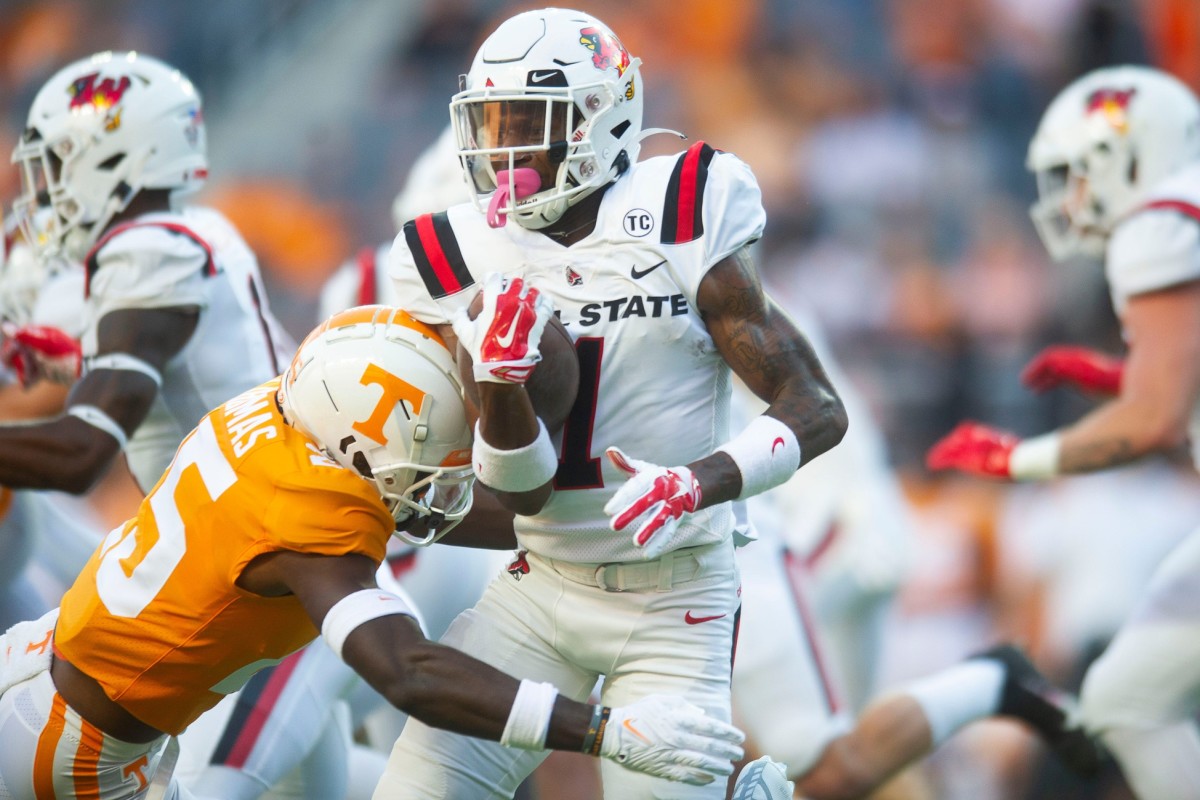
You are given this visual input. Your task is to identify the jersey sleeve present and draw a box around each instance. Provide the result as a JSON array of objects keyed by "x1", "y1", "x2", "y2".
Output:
[
  {"x1": 701, "y1": 151, "x2": 766, "y2": 266},
  {"x1": 88, "y1": 227, "x2": 212, "y2": 317},
  {"x1": 233, "y1": 469, "x2": 393, "y2": 585},
  {"x1": 660, "y1": 144, "x2": 766, "y2": 303},
  {"x1": 1106, "y1": 209, "x2": 1200, "y2": 307}
]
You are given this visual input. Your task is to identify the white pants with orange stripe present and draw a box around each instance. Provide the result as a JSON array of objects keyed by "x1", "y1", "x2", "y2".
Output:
[
  {"x1": 374, "y1": 540, "x2": 741, "y2": 800},
  {"x1": 0, "y1": 670, "x2": 185, "y2": 799}
]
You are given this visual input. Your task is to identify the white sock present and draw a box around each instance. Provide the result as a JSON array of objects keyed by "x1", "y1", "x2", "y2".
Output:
[{"x1": 903, "y1": 660, "x2": 1005, "y2": 747}]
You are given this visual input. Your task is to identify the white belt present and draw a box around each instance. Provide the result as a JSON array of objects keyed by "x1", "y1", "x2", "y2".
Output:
[{"x1": 538, "y1": 544, "x2": 715, "y2": 592}]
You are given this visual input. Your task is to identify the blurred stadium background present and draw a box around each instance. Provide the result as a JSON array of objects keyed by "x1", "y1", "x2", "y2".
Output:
[{"x1": 3, "y1": 1, "x2": 1199, "y2": 798}]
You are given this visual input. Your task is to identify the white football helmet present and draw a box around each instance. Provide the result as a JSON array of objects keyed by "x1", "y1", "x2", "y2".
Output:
[
  {"x1": 278, "y1": 306, "x2": 475, "y2": 546},
  {"x1": 12, "y1": 51, "x2": 208, "y2": 261},
  {"x1": 1028, "y1": 65, "x2": 1200, "y2": 261},
  {"x1": 451, "y1": 7, "x2": 643, "y2": 229}
]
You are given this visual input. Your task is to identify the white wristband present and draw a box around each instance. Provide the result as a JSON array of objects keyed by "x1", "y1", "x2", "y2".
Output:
[
  {"x1": 715, "y1": 415, "x2": 801, "y2": 499},
  {"x1": 473, "y1": 419, "x2": 558, "y2": 492},
  {"x1": 500, "y1": 679, "x2": 559, "y2": 751},
  {"x1": 87, "y1": 352, "x2": 163, "y2": 387},
  {"x1": 321, "y1": 588, "x2": 416, "y2": 660},
  {"x1": 1009, "y1": 433, "x2": 1062, "y2": 480},
  {"x1": 66, "y1": 405, "x2": 128, "y2": 449}
]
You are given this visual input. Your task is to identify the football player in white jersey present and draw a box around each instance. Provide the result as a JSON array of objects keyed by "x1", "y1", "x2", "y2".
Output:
[
  {"x1": 732, "y1": 312, "x2": 1102, "y2": 800},
  {"x1": 377, "y1": 8, "x2": 848, "y2": 799},
  {"x1": 0, "y1": 50, "x2": 291, "y2": 499},
  {"x1": 929, "y1": 65, "x2": 1200, "y2": 800},
  {"x1": 0, "y1": 217, "x2": 113, "y2": 631}
]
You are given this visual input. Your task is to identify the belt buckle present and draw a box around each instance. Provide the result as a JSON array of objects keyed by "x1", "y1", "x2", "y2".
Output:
[{"x1": 594, "y1": 563, "x2": 624, "y2": 592}]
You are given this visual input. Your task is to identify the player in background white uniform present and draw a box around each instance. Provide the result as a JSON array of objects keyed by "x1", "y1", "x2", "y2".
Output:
[
  {"x1": 929, "y1": 66, "x2": 1200, "y2": 800},
  {"x1": 730, "y1": 309, "x2": 1103, "y2": 800},
  {"x1": 0, "y1": 51, "x2": 291, "y2": 504},
  {"x1": 378, "y1": 8, "x2": 848, "y2": 799},
  {"x1": 736, "y1": 306, "x2": 913, "y2": 716},
  {"x1": 0, "y1": 224, "x2": 106, "y2": 629}
]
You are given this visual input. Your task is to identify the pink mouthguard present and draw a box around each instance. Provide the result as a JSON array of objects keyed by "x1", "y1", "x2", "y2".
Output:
[{"x1": 487, "y1": 168, "x2": 542, "y2": 228}]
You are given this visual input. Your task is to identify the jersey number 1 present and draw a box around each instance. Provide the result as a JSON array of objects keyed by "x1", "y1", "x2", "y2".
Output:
[{"x1": 555, "y1": 337, "x2": 604, "y2": 490}]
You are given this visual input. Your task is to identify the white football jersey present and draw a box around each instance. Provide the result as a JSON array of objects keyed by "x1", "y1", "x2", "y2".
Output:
[
  {"x1": 390, "y1": 142, "x2": 766, "y2": 563},
  {"x1": 1106, "y1": 161, "x2": 1200, "y2": 467},
  {"x1": 81, "y1": 207, "x2": 293, "y2": 491}
]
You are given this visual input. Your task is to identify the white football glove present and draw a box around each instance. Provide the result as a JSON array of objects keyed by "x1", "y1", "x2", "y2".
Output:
[
  {"x1": 603, "y1": 447, "x2": 702, "y2": 559},
  {"x1": 600, "y1": 694, "x2": 745, "y2": 786},
  {"x1": 451, "y1": 272, "x2": 554, "y2": 385}
]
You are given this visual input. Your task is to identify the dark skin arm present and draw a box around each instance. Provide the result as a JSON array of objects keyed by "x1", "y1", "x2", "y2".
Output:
[
  {"x1": 241, "y1": 549, "x2": 591, "y2": 749},
  {"x1": 690, "y1": 246, "x2": 848, "y2": 507},
  {"x1": 0, "y1": 306, "x2": 197, "y2": 492},
  {"x1": 433, "y1": 484, "x2": 520, "y2": 549}
]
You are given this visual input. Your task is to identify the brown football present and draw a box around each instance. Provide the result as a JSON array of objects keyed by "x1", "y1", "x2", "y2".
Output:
[{"x1": 457, "y1": 290, "x2": 579, "y2": 434}]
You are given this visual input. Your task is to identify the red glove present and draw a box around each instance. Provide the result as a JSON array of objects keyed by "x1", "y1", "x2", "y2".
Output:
[
  {"x1": 452, "y1": 272, "x2": 553, "y2": 385},
  {"x1": 926, "y1": 422, "x2": 1019, "y2": 478},
  {"x1": 1021, "y1": 345, "x2": 1123, "y2": 395},
  {"x1": 603, "y1": 447, "x2": 702, "y2": 559},
  {"x1": 0, "y1": 322, "x2": 82, "y2": 387}
]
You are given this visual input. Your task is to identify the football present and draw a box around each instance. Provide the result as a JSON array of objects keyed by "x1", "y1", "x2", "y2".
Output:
[{"x1": 457, "y1": 290, "x2": 580, "y2": 434}]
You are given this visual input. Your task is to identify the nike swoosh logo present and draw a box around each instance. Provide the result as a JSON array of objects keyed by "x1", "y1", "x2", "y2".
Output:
[
  {"x1": 622, "y1": 718, "x2": 650, "y2": 743},
  {"x1": 684, "y1": 611, "x2": 727, "y2": 625},
  {"x1": 495, "y1": 307, "x2": 524, "y2": 349},
  {"x1": 630, "y1": 259, "x2": 666, "y2": 279},
  {"x1": 771, "y1": 436, "x2": 785, "y2": 455},
  {"x1": 529, "y1": 70, "x2": 561, "y2": 84}
]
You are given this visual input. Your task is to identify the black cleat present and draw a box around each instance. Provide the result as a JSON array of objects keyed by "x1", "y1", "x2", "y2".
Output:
[{"x1": 971, "y1": 643, "x2": 1107, "y2": 778}]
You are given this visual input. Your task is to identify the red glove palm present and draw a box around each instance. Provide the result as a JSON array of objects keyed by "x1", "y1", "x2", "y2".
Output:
[
  {"x1": 926, "y1": 422, "x2": 1019, "y2": 478},
  {"x1": 0, "y1": 322, "x2": 82, "y2": 387},
  {"x1": 1021, "y1": 346, "x2": 1123, "y2": 395}
]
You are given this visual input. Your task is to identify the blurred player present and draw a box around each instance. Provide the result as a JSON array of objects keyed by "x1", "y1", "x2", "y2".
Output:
[
  {"x1": 929, "y1": 65, "x2": 1200, "y2": 800},
  {"x1": 0, "y1": 304, "x2": 745, "y2": 800},
  {"x1": 0, "y1": 51, "x2": 291, "y2": 500},
  {"x1": 379, "y1": 8, "x2": 848, "y2": 799},
  {"x1": 731, "y1": 311, "x2": 1099, "y2": 799},
  {"x1": 0, "y1": 216, "x2": 111, "y2": 629}
]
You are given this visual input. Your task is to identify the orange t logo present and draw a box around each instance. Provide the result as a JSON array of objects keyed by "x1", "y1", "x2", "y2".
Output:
[
  {"x1": 123, "y1": 755, "x2": 150, "y2": 790},
  {"x1": 351, "y1": 363, "x2": 426, "y2": 445},
  {"x1": 25, "y1": 629, "x2": 52, "y2": 655}
]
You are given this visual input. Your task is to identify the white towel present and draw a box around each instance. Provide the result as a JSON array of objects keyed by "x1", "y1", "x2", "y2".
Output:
[{"x1": 0, "y1": 607, "x2": 59, "y2": 695}]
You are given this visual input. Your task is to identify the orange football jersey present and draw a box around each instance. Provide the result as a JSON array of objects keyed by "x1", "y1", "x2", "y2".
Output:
[{"x1": 55, "y1": 379, "x2": 394, "y2": 735}]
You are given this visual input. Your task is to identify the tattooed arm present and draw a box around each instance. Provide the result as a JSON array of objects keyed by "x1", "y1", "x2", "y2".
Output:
[
  {"x1": 687, "y1": 246, "x2": 848, "y2": 507},
  {"x1": 1056, "y1": 281, "x2": 1200, "y2": 472}
]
